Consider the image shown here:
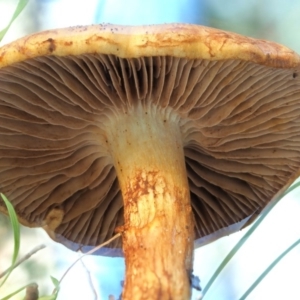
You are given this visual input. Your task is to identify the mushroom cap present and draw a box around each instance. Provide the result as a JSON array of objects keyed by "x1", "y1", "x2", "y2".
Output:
[{"x1": 0, "y1": 24, "x2": 300, "y2": 256}]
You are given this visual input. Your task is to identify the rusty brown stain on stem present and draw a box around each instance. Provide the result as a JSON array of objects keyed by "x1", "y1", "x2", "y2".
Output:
[{"x1": 121, "y1": 169, "x2": 194, "y2": 299}]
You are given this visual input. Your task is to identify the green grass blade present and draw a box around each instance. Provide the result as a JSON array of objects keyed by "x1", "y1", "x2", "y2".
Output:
[
  {"x1": 202, "y1": 181, "x2": 300, "y2": 297},
  {"x1": 50, "y1": 276, "x2": 60, "y2": 288},
  {"x1": 239, "y1": 238, "x2": 300, "y2": 300},
  {"x1": 2, "y1": 284, "x2": 30, "y2": 300},
  {"x1": 1, "y1": 283, "x2": 35, "y2": 300},
  {"x1": 50, "y1": 276, "x2": 60, "y2": 300},
  {"x1": 0, "y1": 0, "x2": 29, "y2": 42},
  {"x1": 28, "y1": 277, "x2": 60, "y2": 300},
  {"x1": 0, "y1": 193, "x2": 21, "y2": 287},
  {"x1": 38, "y1": 296, "x2": 58, "y2": 300}
]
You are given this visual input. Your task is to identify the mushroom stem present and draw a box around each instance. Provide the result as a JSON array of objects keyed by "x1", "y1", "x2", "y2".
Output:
[{"x1": 107, "y1": 105, "x2": 194, "y2": 300}]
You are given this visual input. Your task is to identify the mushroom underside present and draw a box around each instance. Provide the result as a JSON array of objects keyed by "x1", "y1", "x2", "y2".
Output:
[{"x1": 0, "y1": 53, "x2": 300, "y2": 255}]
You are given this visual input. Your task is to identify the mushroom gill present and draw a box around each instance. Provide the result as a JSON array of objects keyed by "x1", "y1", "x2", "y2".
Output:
[{"x1": 1, "y1": 53, "x2": 300, "y2": 253}]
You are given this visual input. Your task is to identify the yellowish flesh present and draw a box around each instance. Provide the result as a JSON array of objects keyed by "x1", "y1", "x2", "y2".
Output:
[{"x1": 106, "y1": 105, "x2": 194, "y2": 299}]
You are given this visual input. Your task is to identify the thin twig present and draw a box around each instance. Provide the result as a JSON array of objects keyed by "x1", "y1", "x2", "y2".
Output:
[
  {"x1": 0, "y1": 244, "x2": 46, "y2": 279},
  {"x1": 80, "y1": 256, "x2": 98, "y2": 300},
  {"x1": 23, "y1": 283, "x2": 39, "y2": 300},
  {"x1": 59, "y1": 233, "x2": 121, "y2": 285}
]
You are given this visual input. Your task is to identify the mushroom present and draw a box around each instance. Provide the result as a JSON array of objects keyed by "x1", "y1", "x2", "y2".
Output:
[{"x1": 0, "y1": 24, "x2": 300, "y2": 299}]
